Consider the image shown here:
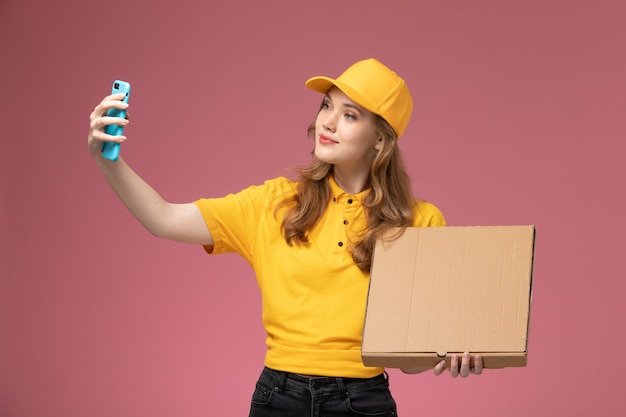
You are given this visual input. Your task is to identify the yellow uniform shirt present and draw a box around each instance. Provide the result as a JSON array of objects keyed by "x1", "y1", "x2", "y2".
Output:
[{"x1": 193, "y1": 176, "x2": 445, "y2": 378}]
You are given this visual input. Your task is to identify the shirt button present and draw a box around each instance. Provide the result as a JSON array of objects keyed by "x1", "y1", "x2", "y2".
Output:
[
  {"x1": 338, "y1": 242, "x2": 344, "y2": 247},
  {"x1": 343, "y1": 220, "x2": 349, "y2": 225},
  {"x1": 347, "y1": 199, "x2": 353, "y2": 204}
]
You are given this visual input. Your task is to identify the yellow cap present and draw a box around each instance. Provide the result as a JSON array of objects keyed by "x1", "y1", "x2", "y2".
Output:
[{"x1": 305, "y1": 58, "x2": 413, "y2": 139}]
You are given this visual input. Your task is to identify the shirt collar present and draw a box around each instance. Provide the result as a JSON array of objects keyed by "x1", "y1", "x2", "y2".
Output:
[{"x1": 328, "y1": 175, "x2": 369, "y2": 204}]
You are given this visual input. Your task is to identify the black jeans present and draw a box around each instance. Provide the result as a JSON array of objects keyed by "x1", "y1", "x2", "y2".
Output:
[{"x1": 248, "y1": 367, "x2": 397, "y2": 417}]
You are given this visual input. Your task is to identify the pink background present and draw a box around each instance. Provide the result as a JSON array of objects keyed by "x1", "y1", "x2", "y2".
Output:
[{"x1": 2, "y1": 0, "x2": 625, "y2": 416}]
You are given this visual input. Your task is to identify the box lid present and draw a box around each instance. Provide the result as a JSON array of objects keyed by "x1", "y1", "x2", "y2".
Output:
[{"x1": 362, "y1": 225, "x2": 535, "y2": 368}]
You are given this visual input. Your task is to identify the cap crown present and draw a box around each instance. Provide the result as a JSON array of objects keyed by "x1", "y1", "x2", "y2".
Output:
[{"x1": 306, "y1": 58, "x2": 413, "y2": 138}]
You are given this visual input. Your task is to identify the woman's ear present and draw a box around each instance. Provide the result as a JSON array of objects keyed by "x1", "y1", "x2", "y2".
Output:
[{"x1": 374, "y1": 136, "x2": 384, "y2": 151}]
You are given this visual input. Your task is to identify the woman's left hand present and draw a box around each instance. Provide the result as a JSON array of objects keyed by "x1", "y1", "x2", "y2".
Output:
[
  {"x1": 401, "y1": 351, "x2": 483, "y2": 377},
  {"x1": 434, "y1": 351, "x2": 483, "y2": 377}
]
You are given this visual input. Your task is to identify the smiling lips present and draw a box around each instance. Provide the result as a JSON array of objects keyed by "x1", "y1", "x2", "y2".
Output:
[{"x1": 319, "y1": 134, "x2": 338, "y2": 145}]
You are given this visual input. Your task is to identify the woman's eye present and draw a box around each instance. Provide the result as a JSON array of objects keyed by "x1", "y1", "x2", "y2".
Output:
[{"x1": 345, "y1": 113, "x2": 356, "y2": 120}]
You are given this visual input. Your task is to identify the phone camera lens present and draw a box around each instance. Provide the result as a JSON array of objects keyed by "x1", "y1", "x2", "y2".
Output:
[{"x1": 114, "y1": 82, "x2": 120, "y2": 89}]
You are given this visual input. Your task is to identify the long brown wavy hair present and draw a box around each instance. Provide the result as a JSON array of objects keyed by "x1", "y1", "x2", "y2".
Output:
[{"x1": 278, "y1": 107, "x2": 416, "y2": 273}]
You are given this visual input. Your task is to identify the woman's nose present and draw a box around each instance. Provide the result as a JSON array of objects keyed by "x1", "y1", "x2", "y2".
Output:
[{"x1": 322, "y1": 112, "x2": 337, "y2": 132}]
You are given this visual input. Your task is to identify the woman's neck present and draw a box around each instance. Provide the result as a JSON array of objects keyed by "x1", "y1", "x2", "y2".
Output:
[{"x1": 332, "y1": 167, "x2": 370, "y2": 195}]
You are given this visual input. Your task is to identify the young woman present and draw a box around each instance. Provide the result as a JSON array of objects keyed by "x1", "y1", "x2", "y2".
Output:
[{"x1": 88, "y1": 58, "x2": 483, "y2": 417}]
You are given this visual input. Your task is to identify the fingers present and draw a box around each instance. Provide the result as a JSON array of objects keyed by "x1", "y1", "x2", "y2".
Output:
[
  {"x1": 102, "y1": 92, "x2": 128, "y2": 107},
  {"x1": 433, "y1": 360, "x2": 446, "y2": 376},
  {"x1": 447, "y1": 352, "x2": 484, "y2": 378},
  {"x1": 450, "y1": 354, "x2": 460, "y2": 377},
  {"x1": 473, "y1": 354, "x2": 484, "y2": 375},
  {"x1": 91, "y1": 114, "x2": 129, "y2": 130},
  {"x1": 89, "y1": 95, "x2": 130, "y2": 137},
  {"x1": 460, "y1": 351, "x2": 472, "y2": 377},
  {"x1": 430, "y1": 353, "x2": 485, "y2": 378},
  {"x1": 87, "y1": 95, "x2": 131, "y2": 157},
  {"x1": 89, "y1": 115, "x2": 129, "y2": 139},
  {"x1": 91, "y1": 94, "x2": 129, "y2": 120}
]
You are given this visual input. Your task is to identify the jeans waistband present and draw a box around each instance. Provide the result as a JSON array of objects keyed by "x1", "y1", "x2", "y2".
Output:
[{"x1": 260, "y1": 367, "x2": 388, "y2": 396}]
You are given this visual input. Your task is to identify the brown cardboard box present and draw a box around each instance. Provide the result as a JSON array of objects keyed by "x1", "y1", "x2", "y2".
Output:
[{"x1": 362, "y1": 225, "x2": 535, "y2": 369}]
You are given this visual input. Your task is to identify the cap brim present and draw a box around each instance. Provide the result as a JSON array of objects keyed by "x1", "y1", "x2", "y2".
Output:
[
  {"x1": 305, "y1": 76, "x2": 378, "y2": 116},
  {"x1": 305, "y1": 76, "x2": 335, "y2": 94}
]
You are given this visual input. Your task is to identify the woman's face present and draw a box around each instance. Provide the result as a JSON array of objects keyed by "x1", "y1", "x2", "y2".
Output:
[{"x1": 313, "y1": 87, "x2": 382, "y2": 172}]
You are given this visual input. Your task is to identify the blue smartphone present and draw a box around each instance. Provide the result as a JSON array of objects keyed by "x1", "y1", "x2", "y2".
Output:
[{"x1": 102, "y1": 80, "x2": 131, "y2": 161}]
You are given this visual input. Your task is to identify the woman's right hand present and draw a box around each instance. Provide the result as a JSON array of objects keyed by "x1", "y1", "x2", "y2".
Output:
[{"x1": 88, "y1": 93, "x2": 129, "y2": 158}]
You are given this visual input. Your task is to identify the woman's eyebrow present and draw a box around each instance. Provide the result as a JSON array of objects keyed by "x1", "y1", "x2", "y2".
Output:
[
  {"x1": 325, "y1": 93, "x2": 364, "y2": 114},
  {"x1": 342, "y1": 103, "x2": 363, "y2": 113}
]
